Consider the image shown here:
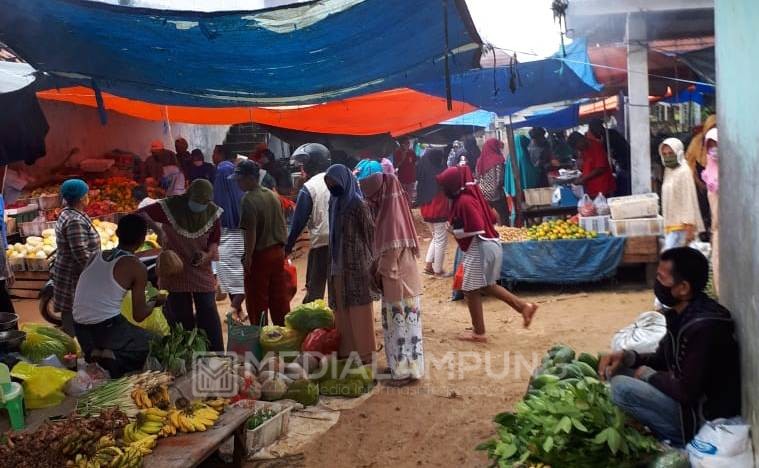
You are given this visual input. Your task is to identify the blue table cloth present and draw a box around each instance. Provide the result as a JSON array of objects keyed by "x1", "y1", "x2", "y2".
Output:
[{"x1": 453, "y1": 236, "x2": 626, "y2": 286}]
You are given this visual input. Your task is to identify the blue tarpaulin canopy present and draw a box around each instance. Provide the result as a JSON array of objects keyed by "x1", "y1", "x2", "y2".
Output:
[
  {"x1": 510, "y1": 104, "x2": 580, "y2": 130},
  {"x1": 413, "y1": 39, "x2": 602, "y2": 116},
  {"x1": 0, "y1": 0, "x2": 481, "y2": 107},
  {"x1": 440, "y1": 109, "x2": 496, "y2": 127}
]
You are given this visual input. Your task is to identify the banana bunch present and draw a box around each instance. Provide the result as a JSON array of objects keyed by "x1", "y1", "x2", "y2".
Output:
[
  {"x1": 204, "y1": 397, "x2": 229, "y2": 413},
  {"x1": 131, "y1": 387, "x2": 153, "y2": 409},
  {"x1": 89, "y1": 445, "x2": 144, "y2": 468},
  {"x1": 129, "y1": 434, "x2": 158, "y2": 456},
  {"x1": 61, "y1": 430, "x2": 103, "y2": 457},
  {"x1": 123, "y1": 408, "x2": 166, "y2": 443},
  {"x1": 167, "y1": 403, "x2": 220, "y2": 433}
]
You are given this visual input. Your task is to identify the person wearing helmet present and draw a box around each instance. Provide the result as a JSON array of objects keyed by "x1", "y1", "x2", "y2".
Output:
[{"x1": 286, "y1": 143, "x2": 332, "y2": 303}]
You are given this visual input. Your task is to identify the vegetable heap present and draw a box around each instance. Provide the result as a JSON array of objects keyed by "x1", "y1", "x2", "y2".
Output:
[
  {"x1": 246, "y1": 408, "x2": 277, "y2": 431},
  {"x1": 527, "y1": 219, "x2": 597, "y2": 241},
  {"x1": 147, "y1": 324, "x2": 209, "y2": 376},
  {"x1": 478, "y1": 345, "x2": 660, "y2": 468}
]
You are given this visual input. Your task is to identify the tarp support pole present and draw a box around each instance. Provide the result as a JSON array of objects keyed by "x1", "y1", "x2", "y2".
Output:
[
  {"x1": 443, "y1": 0, "x2": 452, "y2": 111},
  {"x1": 91, "y1": 80, "x2": 107, "y2": 126},
  {"x1": 507, "y1": 114, "x2": 523, "y2": 227}
]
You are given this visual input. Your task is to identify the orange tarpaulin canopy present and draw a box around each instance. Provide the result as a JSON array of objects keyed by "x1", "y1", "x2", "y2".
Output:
[{"x1": 37, "y1": 87, "x2": 476, "y2": 137}]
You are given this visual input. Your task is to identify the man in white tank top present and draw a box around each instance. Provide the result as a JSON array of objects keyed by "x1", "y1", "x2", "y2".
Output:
[{"x1": 73, "y1": 214, "x2": 165, "y2": 377}]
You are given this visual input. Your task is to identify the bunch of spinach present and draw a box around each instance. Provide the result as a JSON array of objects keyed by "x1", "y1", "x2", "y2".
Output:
[
  {"x1": 148, "y1": 324, "x2": 210, "y2": 376},
  {"x1": 478, "y1": 376, "x2": 660, "y2": 467}
]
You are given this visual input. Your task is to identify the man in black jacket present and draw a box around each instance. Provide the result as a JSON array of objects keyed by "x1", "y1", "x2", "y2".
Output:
[{"x1": 599, "y1": 247, "x2": 741, "y2": 446}]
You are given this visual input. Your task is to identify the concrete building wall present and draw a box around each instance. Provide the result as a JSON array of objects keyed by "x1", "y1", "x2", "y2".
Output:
[
  {"x1": 33, "y1": 100, "x2": 229, "y2": 177},
  {"x1": 715, "y1": 0, "x2": 759, "y2": 456}
]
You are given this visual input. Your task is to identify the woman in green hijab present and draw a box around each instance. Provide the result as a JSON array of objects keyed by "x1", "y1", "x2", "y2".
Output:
[{"x1": 139, "y1": 179, "x2": 224, "y2": 351}]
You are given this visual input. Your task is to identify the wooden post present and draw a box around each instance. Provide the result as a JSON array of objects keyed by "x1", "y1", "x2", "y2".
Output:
[{"x1": 507, "y1": 115, "x2": 524, "y2": 227}]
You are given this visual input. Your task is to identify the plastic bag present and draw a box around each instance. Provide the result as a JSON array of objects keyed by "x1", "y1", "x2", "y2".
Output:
[
  {"x1": 577, "y1": 194, "x2": 597, "y2": 217},
  {"x1": 301, "y1": 328, "x2": 340, "y2": 355},
  {"x1": 121, "y1": 291, "x2": 170, "y2": 336},
  {"x1": 285, "y1": 300, "x2": 335, "y2": 332},
  {"x1": 593, "y1": 193, "x2": 610, "y2": 216},
  {"x1": 611, "y1": 311, "x2": 667, "y2": 354},
  {"x1": 452, "y1": 263, "x2": 465, "y2": 291},
  {"x1": 226, "y1": 313, "x2": 262, "y2": 360},
  {"x1": 260, "y1": 326, "x2": 303, "y2": 354},
  {"x1": 10, "y1": 361, "x2": 75, "y2": 409},
  {"x1": 284, "y1": 259, "x2": 298, "y2": 301},
  {"x1": 687, "y1": 418, "x2": 753, "y2": 467}
]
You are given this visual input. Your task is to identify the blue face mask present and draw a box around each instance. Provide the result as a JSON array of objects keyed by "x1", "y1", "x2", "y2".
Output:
[{"x1": 188, "y1": 200, "x2": 208, "y2": 213}]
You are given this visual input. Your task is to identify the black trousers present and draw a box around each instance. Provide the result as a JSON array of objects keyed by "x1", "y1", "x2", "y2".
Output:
[
  {"x1": 74, "y1": 315, "x2": 151, "y2": 378},
  {"x1": 165, "y1": 292, "x2": 223, "y2": 352},
  {"x1": 303, "y1": 246, "x2": 330, "y2": 304},
  {"x1": 0, "y1": 280, "x2": 16, "y2": 314},
  {"x1": 489, "y1": 198, "x2": 510, "y2": 226}
]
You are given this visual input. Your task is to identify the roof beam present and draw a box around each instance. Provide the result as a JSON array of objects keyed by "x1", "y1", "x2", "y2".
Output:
[{"x1": 568, "y1": 0, "x2": 713, "y2": 17}]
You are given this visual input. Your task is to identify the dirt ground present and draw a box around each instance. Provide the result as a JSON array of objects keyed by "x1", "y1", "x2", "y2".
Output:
[{"x1": 13, "y1": 220, "x2": 654, "y2": 468}]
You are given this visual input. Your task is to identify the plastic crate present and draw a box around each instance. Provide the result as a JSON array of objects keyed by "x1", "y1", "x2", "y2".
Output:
[
  {"x1": 607, "y1": 193, "x2": 659, "y2": 220},
  {"x1": 7, "y1": 203, "x2": 40, "y2": 225},
  {"x1": 524, "y1": 187, "x2": 554, "y2": 207},
  {"x1": 26, "y1": 256, "x2": 52, "y2": 272},
  {"x1": 579, "y1": 215, "x2": 611, "y2": 234},
  {"x1": 233, "y1": 400, "x2": 292, "y2": 455},
  {"x1": 19, "y1": 220, "x2": 55, "y2": 238},
  {"x1": 38, "y1": 194, "x2": 61, "y2": 210},
  {"x1": 610, "y1": 215, "x2": 664, "y2": 237},
  {"x1": 8, "y1": 257, "x2": 25, "y2": 272}
]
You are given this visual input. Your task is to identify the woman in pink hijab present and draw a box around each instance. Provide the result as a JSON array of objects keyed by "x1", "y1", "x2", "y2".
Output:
[{"x1": 701, "y1": 128, "x2": 720, "y2": 295}]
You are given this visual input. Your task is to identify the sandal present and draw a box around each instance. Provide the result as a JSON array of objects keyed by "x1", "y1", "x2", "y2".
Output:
[
  {"x1": 520, "y1": 303, "x2": 538, "y2": 328},
  {"x1": 383, "y1": 377, "x2": 418, "y2": 388},
  {"x1": 457, "y1": 331, "x2": 488, "y2": 343},
  {"x1": 423, "y1": 267, "x2": 436, "y2": 276}
]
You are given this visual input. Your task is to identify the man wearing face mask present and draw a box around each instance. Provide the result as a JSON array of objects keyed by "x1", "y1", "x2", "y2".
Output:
[
  {"x1": 599, "y1": 247, "x2": 740, "y2": 447},
  {"x1": 234, "y1": 160, "x2": 290, "y2": 326}
]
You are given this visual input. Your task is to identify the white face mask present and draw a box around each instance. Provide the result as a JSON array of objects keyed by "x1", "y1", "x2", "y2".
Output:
[
  {"x1": 707, "y1": 147, "x2": 719, "y2": 160},
  {"x1": 193, "y1": 160, "x2": 204, "y2": 167}
]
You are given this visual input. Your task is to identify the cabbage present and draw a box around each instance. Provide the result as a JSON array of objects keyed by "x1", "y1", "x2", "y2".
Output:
[
  {"x1": 284, "y1": 300, "x2": 335, "y2": 332},
  {"x1": 20, "y1": 330, "x2": 68, "y2": 363}
]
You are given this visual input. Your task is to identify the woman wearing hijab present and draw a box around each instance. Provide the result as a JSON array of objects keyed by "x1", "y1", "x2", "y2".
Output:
[
  {"x1": 416, "y1": 148, "x2": 450, "y2": 276},
  {"x1": 139, "y1": 179, "x2": 224, "y2": 351},
  {"x1": 359, "y1": 171, "x2": 423, "y2": 385},
  {"x1": 476, "y1": 138, "x2": 509, "y2": 226},
  {"x1": 437, "y1": 166, "x2": 538, "y2": 342},
  {"x1": 53, "y1": 179, "x2": 101, "y2": 335},
  {"x1": 213, "y1": 152, "x2": 247, "y2": 320},
  {"x1": 447, "y1": 140, "x2": 466, "y2": 167},
  {"x1": 325, "y1": 164, "x2": 378, "y2": 363},
  {"x1": 659, "y1": 138, "x2": 704, "y2": 251},
  {"x1": 353, "y1": 159, "x2": 383, "y2": 181},
  {"x1": 187, "y1": 149, "x2": 217, "y2": 183},
  {"x1": 701, "y1": 128, "x2": 720, "y2": 295}
]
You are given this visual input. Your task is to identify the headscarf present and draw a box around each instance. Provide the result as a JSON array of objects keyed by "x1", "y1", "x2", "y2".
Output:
[
  {"x1": 360, "y1": 173, "x2": 419, "y2": 256},
  {"x1": 354, "y1": 159, "x2": 383, "y2": 181},
  {"x1": 327, "y1": 164, "x2": 363, "y2": 273},
  {"x1": 436, "y1": 165, "x2": 498, "y2": 251},
  {"x1": 447, "y1": 141, "x2": 465, "y2": 167},
  {"x1": 475, "y1": 138, "x2": 505, "y2": 175},
  {"x1": 213, "y1": 160, "x2": 245, "y2": 229},
  {"x1": 658, "y1": 138, "x2": 685, "y2": 167},
  {"x1": 463, "y1": 136, "x2": 481, "y2": 172},
  {"x1": 701, "y1": 128, "x2": 719, "y2": 193},
  {"x1": 380, "y1": 157, "x2": 395, "y2": 174},
  {"x1": 658, "y1": 138, "x2": 705, "y2": 232},
  {"x1": 685, "y1": 114, "x2": 716, "y2": 170},
  {"x1": 416, "y1": 148, "x2": 447, "y2": 206},
  {"x1": 60, "y1": 179, "x2": 89, "y2": 204},
  {"x1": 159, "y1": 179, "x2": 222, "y2": 238}
]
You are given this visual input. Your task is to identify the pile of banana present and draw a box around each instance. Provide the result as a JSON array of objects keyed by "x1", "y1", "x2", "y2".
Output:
[
  {"x1": 65, "y1": 435, "x2": 145, "y2": 468},
  {"x1": 166, "y1": 402, "x2": 220, "y2": 433},
  {"x1": 123, "y1": 408, "x2": 167, "y2": 443},
  {"x1": 131, "y1": 384, "x2": 170, "y2": 410}
]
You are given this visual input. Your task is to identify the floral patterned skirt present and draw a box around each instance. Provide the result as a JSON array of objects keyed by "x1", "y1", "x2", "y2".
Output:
[{"x1": 381, "y1": 296, "x2": 424, "y2": 380}]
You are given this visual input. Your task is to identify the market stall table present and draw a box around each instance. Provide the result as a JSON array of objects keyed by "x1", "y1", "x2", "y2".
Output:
[
  {"x1": 145, "y1": 405, "x2": 255, "y2": 468},
  {"x1": 452, "y1": 236, "x2": 626, "y2": 288}
]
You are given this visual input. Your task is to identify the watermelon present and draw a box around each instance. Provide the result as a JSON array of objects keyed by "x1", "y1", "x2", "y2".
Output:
[
  {"x1": 551, "y1": 346, "x2": 576, "y2": 364},
  {"x1": 572, "y1": 360, "x2": 599, "y2": 378},
  {"x1": 531, "y1": 374, "x2": 560, "y2": 389},
  {"x1": 285, "y1": 300, "x2": 335, "y2": 332},
  {"x1": 577, "y1": 352, "x2": 600, "y2": 370}
]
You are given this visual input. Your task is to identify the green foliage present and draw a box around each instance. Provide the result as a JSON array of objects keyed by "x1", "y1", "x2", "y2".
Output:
[{"x1": 481, "y1": 346, "x2": 660, "y2": 467}]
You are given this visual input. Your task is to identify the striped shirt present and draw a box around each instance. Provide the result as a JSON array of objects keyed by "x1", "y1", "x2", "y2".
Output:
[{"x1": 52, "y1": 208, "x2": 101, "y2": 315}]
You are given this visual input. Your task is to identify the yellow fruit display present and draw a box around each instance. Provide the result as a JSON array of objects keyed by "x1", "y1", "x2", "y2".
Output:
[{"x1": 527, "y1": 219, "x2": 597, "y2": 242}]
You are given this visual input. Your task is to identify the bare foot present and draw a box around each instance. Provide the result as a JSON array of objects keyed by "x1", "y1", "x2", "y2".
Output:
[
  {"x1": 230, "y1": 308, "x2": 248, "y2": 324},
  {"x1": 520, "y1": 303, "x2": 538, "y2": 328},
  {"x1": 457, "y1": 331, "x2": 488, "y2": 343}
]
